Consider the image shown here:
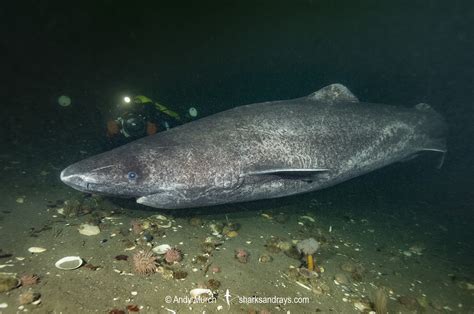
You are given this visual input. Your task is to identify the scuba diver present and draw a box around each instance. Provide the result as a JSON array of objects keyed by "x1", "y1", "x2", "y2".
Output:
[{"x1": 106, "y1": 94, "x2": 198, "y2": 146}]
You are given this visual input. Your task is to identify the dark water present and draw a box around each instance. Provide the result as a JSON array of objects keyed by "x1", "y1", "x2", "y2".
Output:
[{"x1": 1, "y1": 1, "x2": 473, "y2": 312}]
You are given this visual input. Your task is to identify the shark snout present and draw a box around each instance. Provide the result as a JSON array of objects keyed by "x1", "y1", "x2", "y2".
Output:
[{"x1": 60, "y1": 166, "x2": 95, "y2": 191}]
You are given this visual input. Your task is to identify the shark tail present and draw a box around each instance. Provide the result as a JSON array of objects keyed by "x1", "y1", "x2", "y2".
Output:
[{"x1": 414, "y1": 103, "x2": 447, "y2": 168}]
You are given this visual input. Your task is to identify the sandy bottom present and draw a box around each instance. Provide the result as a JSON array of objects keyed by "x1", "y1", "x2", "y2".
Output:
[{"x1": 0, "y1": 152, "x2": 472, "y2": 314}]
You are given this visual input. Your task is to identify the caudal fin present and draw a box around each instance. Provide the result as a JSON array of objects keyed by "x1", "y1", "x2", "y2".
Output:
[
  {"x1": 419, "y1": 146, "x2": 447, "y2": 169},
  {"x1": 414, "y1": 103, "x2": 447, "y2": 168}
]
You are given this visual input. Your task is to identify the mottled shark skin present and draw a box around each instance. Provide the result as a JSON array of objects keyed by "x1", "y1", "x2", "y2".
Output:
[{"x1": 61, "y1": 84, "x2": 447, "y2": 209}]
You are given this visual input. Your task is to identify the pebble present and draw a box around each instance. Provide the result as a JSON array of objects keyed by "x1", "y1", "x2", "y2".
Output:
[
  {"x1": 0, "y1": 303, "x2": 7, "y2": 308},
  {"x1": 131, "y1": 291, "x2": 138, "y2": 296}
]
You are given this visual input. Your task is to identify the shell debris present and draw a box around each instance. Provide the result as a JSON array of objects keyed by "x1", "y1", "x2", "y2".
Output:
[
  {"x1": 190, "y1": 288, "x2": 213, "y2": 298},
  {"x1": 28, "y1": 247, "x2": 47, "y2": 253},
  {"x1": 78, "y1": 223, "x2": 100, "y2": 236},
  {"x1": 300, "y1": 215, "x2": 315, "y2": 222},
  {"x1": 152, "y1": 244, "x2": 171, "y2": 255},
  {"x1": 261, "y1": 213, "x2": 272, "y2": 219},
  {"x1": 55, "y1": 256, "x2": 83, "y2": 270}
]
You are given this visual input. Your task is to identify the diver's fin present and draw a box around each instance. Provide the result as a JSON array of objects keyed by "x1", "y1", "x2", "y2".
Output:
[
  {"x1": 245, "y1": 168, "x2": 329, "y2": 181},
  {"x1": 307, "y1": 83, "x2": 359, "y2": 104}
]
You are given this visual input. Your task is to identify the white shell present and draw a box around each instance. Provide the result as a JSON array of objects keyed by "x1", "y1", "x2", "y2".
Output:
[
  {"x1": 152, "y1": 244, "x2": 171, "y2": 255},
  {"x1": 28, "y1": 247, "x2": 47, "y2": 253},
  {"x1": 190, "y1": 288, "x2": 213, "y2": 298},
  {"x1": 149, "y1": 215, "x2": 172, "y2": 228},
  {"x1": 78, "y1": 223, "x2": 100, "y2": 236},
  {"x1": 300, "y1": 215, "x2": 315, "y2": 222},
  {"x1": 55, "y1": 256, "x2": 83, "y2": 270}
]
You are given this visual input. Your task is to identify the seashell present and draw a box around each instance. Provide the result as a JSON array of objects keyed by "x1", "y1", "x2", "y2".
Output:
[
  {"x1": 353, "y1": 301, "x2": 371, "y2": 312},
  {"x1": 157, "y1": 221, "x2": 172, "y2": 228},
  {"x1": 55, "y1": 256, "x2": 83, "y2": 270},
  {"x1": 28, "y1": 247, "x2": 47, "y2": 253},
  {"x1": 154, "y1": 214, "x2": 168, "y2": 221},
  {"x1": 300, "y1": 215, "x2": 315, "y2": 222},
  {"x1": 261, "y1": 213, "x2": 272, "y2": 219},
  {"x1": 32, "y1": 299, "x2": 42, "y2": 305},
  {"x1": 78, "y1": 223, "x2": 100, "y2": 236},
  {"x1": 152, "y1": 244, "x2": 171, "y2": 255},
  {"x1": 209, "y1": 223, "x2": 223, "y2": 235},
  {"x1": 145, "y1": 214, "x2": 172, "y2": 228},
  {"x1": 190, "y1": 288, "x2": 213, "y2": 298}
]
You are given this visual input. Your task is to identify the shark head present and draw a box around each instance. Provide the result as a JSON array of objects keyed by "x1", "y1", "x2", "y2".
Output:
[{"x1": 60, "y1": 143, "x2": 161, "y2": 198}]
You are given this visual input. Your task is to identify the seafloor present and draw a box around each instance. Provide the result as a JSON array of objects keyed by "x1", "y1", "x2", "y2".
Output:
[{"x1": 0, "y1": 136, "x2": 472, "y2": 313}]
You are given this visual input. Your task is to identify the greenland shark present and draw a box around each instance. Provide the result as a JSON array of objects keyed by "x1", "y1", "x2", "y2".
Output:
[{"x1": 60, "y1": 84, "x2": 447, "y2": 209}]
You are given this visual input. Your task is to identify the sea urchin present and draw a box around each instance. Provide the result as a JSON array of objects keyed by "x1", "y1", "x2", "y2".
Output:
[{"x1": 132, "y1": 250, "x2": 157, "y2": 275}]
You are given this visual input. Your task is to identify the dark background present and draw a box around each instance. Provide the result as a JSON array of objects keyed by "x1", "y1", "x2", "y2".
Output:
[{"x1": 1, "y1": 1, "x2": 473, "y2": 213}]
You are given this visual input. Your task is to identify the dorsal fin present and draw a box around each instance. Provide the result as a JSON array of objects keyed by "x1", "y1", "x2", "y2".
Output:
[{"x1": 307, "y1": 83, "x2": 359, "y2": 105}]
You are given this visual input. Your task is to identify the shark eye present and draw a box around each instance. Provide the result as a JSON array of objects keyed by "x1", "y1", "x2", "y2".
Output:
[{"x1": 127, "y1": 171, "x2": 138, "y2": 181}]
